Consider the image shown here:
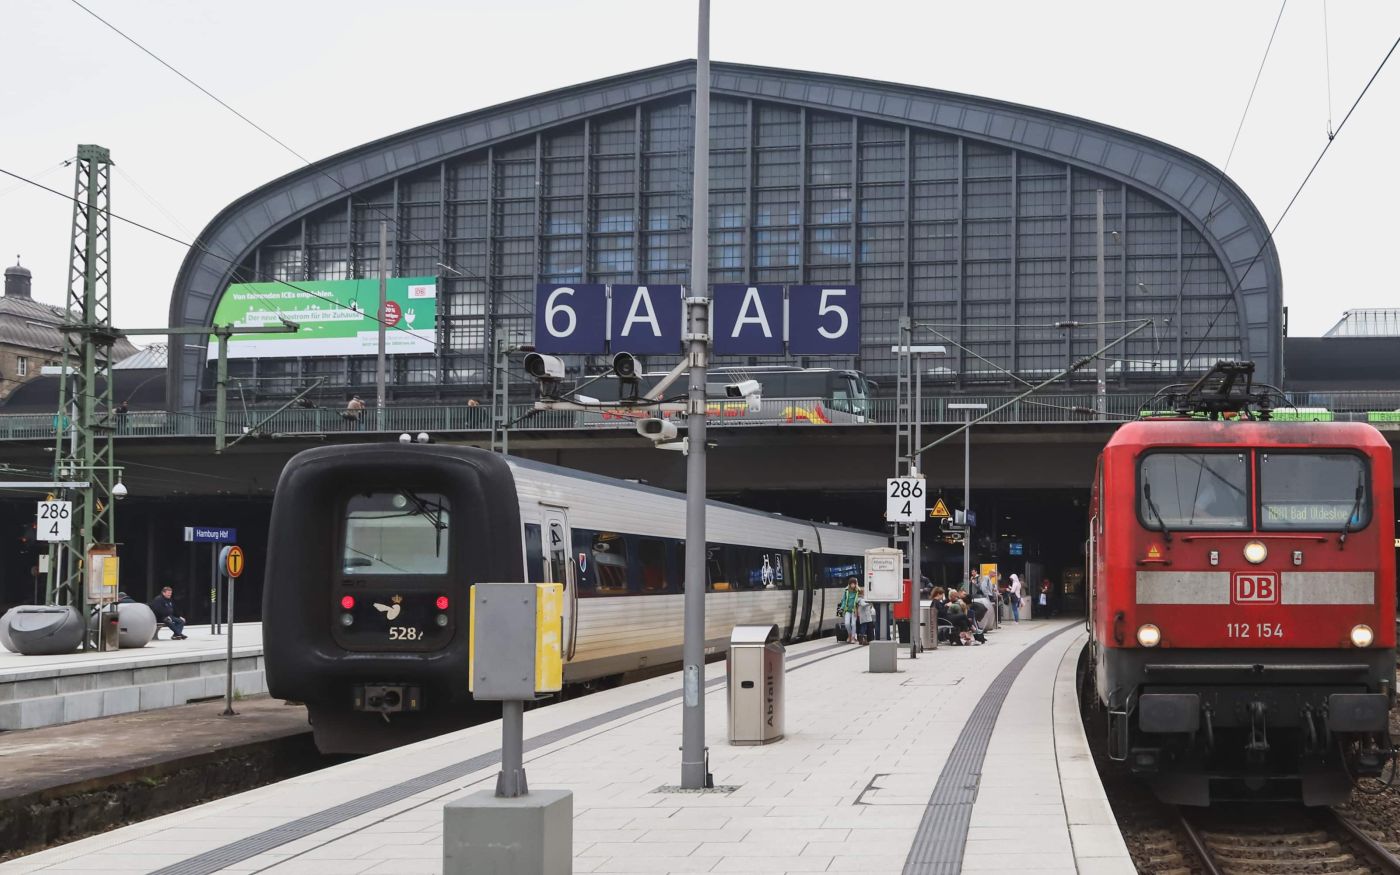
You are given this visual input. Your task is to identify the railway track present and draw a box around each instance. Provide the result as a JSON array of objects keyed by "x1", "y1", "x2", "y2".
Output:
[{"x1": 1178, "y1": 807, "x2": 1400, "y2": 875}]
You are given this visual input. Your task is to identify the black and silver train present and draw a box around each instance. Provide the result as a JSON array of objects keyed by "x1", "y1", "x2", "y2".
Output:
[{"x1": 263, "y1": 443, "x2": 884, "y2": 754}]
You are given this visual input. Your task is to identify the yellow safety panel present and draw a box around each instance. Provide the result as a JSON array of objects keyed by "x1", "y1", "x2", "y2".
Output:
[
  {"x1": 535, "y1": 583, "x2": 563, "y2": 693},
  {"x1": 101, "y1": 556, "x2": 119, "y2": 589}
]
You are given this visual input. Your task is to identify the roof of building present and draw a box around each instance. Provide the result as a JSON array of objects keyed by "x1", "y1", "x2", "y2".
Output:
[
  {"x1": 112, "y1": 342, "x2": 167, "y2": 370},
  {"x1": 168, "y1": 60, "x2": 1282, "y2": 409},
  {"x1": 1324, "y1": 309, "x2": 1400, "y2": 338},
  {"x1": 0, "y1": 294, "x2": 140, "y2": 359}
]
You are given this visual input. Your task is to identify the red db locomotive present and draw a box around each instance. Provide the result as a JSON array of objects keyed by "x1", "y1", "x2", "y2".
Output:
[{"x1": 1086, "y1": 362, "x2": 1396, "y2": 805}]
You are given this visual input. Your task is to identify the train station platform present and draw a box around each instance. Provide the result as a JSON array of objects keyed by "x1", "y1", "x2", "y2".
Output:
[
  {"x1": 1, "y1": 619, "x2": 1133, "y2": 874},
  {"x1": 0, "y1": 624, "x2": 265, "y2": 731}
]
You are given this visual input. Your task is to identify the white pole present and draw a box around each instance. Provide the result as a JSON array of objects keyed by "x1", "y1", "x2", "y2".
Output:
[{"x1": 1095, "y1": 189, "x2": 1106, "y2": 420}]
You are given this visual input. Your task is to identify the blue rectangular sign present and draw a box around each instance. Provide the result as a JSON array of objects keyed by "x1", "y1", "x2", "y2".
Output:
[
  {"x1": 787, "y1": 285, "x2": 860, "y2": 354},
  {"x1": 190, "y1": 526, "x2": 236, "y2": 543},
  {"x1": 713, "y1": 284, "x2": 785, "y2": 355},
  {"x1": 609, "y1": 285, "x2": 683, "y2": 354},
  {"x1": 1009, "y1": 542, "x2": 1024, "y2": 556},
  {"x1": 533, "y1": 284, "x2": 607, "y2": 354}
]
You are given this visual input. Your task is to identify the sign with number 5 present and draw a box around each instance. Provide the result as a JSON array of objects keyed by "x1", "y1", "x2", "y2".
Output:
[{"x1": 788, "y1": 285, "x2": 860, "y2": 354}]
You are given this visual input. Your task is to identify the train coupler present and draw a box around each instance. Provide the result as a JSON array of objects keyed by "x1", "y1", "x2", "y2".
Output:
[
  {"x1": 1245, "y1": 700, "x2": 1270, "y2": 761},
  {"x1": 353, "y1": 684, "x2": 423, "y2": 714}
]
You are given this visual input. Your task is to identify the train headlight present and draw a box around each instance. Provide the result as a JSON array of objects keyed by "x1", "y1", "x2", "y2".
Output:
[
  {"x1": 1243, "y1": 541, "x2": 1268, "y2": 564},
  {"x1": 435, "y1": 614, "x2": 449, "y2": 627},
  {"x1": 1351, "y1": 625, "x2": 1374, "y2": 648},
  {"x1": 339, "y1": 612, "x2": 354, "y2": 627},
  {"x1": 1136, "y1": 624, "x2": 1162, "y2": 648}
]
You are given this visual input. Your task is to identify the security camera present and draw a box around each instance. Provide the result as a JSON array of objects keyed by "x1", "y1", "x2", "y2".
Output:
[
  {"x1": 112, "y1": 480, "x2": 128, "y2": 501},
  {"x1": 725, "y1": 379, "x2": 762, "y2": 398},
  {"x1": 612, "y1": 352, "x2": 638, "y2": 379},
  {"x1": 523, "y1": 353, "x2": 565, "y2": 381},
  {"x1": 636, "y1": 417, "x2": 678, "y2": 442},
  {"x1": 613, "y1": 352, "x2": 641, "y2": 401}
]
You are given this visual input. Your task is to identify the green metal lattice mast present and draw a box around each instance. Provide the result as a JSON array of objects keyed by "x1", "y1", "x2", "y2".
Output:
[{"x1": 49, "y1": 145, "x2": 119, "y2": 612}]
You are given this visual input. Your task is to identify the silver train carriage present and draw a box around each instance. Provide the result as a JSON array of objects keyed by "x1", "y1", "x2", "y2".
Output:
[{"x1": 263, "y1": 443, "x2": 883, "y2": 753}]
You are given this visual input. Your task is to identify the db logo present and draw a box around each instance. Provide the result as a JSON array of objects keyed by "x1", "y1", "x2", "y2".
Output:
[{"x1": 1232, "y1": 572, "x2": 1279, "y2": 604}]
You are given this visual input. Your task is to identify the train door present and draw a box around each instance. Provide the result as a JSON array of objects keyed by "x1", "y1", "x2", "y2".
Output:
[
  {"x1": 793, "y1": 547, "x2": 815, "y2": 639},
  {"x1": 540, "y1": 506, "x2": 577, "y2": 660}
]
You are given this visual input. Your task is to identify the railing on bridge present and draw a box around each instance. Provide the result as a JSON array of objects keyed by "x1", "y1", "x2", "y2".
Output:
[{"x1": 1, "y1": 390, "x2": 1398, "y2": 441}]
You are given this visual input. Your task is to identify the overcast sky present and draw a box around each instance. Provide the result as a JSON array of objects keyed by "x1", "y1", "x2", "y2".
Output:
[{"x1": 2, "y1": 0, "x2": 1397, "y2": 340}]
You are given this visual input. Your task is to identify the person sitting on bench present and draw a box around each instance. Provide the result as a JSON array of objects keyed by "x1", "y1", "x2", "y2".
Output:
[{"x1": 149, "y1": 586, "x2": 187, "y2": 640}]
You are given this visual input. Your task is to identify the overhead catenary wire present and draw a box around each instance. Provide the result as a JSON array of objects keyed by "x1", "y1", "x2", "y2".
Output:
[
  {"x1": 64, "y1": 0, "x2": 536, "y2": 336},
  {"x1": 1185, "y1": 33, "x2": 1400, "y2": 368},
  {"x1": 0, "y1": 165, "x2": 435, "y2": 349},
  {"x1": 1323, "y1": 0, "x2": 1336, "y2": 139}
]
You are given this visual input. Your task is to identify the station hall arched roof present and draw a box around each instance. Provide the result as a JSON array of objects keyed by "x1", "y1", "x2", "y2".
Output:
[{"x1": 168, "y1": 60, "x2": 1281, "y2": 410}]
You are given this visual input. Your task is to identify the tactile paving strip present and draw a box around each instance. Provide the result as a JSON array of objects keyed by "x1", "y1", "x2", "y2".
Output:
[{"x1": 903, "y1": 622, "x2": 1078, "y2": 874}]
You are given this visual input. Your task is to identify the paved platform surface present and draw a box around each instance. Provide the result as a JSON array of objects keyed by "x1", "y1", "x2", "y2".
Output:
[
  {"x1": 0, "y1": 624, "x2": 265, "y2": 731},
  {"x1": 2, "y1": 619, "x2": 1131, "y2": 874},
  {"x1": 0, "y1": 694, "x2": 308, "y2": 801}
]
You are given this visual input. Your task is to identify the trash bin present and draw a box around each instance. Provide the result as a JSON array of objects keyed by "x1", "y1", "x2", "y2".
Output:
[
  {"x1": 727, "y1": 624, "x2": 784, "y2": 745},
  {"x1": 919, "y1": 601, "x2": 936, "y2": 650}
]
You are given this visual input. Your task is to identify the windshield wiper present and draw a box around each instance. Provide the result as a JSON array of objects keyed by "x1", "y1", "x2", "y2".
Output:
[
  {"x1": 1338, "y1": 475, "x2": 1364, "y2": 548},
  {"x1": 1143, "y1": 482, "x2": 1172, "y2": 542}
]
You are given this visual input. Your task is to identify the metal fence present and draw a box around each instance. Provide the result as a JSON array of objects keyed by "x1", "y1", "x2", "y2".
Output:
[{"x1": 2, "y1": 390, "x2": 1399, "y2": 442}]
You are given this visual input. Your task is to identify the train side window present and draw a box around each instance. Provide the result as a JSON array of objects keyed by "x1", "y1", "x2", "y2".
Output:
[
  {"x1": 342, "y1": 491, "x2": 450, "y2": 575},
  {"x1": 524, "y1": 524, "x2": 544, "y2": 583},
  {"x1": 1259, "y1": 452, "x2": 1371, "y2": 531},
  {"x1": 706, "y1": 545, "x2": 731, "y2": 592},
  {"x1": 1138, "y1": 452, "x2": 1249, "y2": 531},
  {"x1": 637, "y1": 538, "x2": 668, "y2": 593},
  {"x1": 591, "y1": 532, "x2": 629, "y2": 595}
]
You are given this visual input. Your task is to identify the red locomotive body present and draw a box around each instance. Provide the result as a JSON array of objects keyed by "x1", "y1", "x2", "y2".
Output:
[{"x1": 1089, "y1": 415, "x2": 1396, "y2": 805}]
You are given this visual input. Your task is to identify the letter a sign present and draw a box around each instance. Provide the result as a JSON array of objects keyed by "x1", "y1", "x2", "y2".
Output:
[
  {"x1": 713, "y1": 284, "x2": 784, "y2": 354},
  {"x1": 610, "y1": 285, "x2": 682, "y2": 354}
]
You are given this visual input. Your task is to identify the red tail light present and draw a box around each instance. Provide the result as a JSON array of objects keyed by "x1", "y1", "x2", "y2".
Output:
[
  {"x1": 436, "y1": 595, "x2": 449, "y2": 610},
  {"x1": 340, "y1": 595, "x2": 355, "y2": 610}
]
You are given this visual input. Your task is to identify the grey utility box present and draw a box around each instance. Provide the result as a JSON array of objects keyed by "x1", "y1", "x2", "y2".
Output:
[
  {"x1": 728, "y1": 624, "x2": 785, "y2": 745},
  {"x1": 919, "y1": 601, "x2": 936, "y2": 650}
]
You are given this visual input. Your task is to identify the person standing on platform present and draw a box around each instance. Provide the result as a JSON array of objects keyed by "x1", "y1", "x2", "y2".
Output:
[
  {"x1": 150, "y1": 586, "x2": 187, "y2": 640},
  {"x1": 1008, "y1": 573, "x2": 1023, "y2": 623},
  {"x1": 838, "y1": 579, "x2": 860, "y2": 644},
  {"x1": 857, "y1": 587, "x2": 876, "y2": 645},
  {"x1": 1040, "y1": 578, "x2": 1055, "y2": 617}
]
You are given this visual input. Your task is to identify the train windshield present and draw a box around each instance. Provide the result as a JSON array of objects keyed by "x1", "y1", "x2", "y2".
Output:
[
  {"x1": 1138, "y1": 452, "x2": 1249, "y2": 531},
  {"x1": 1259, "y1": 453, "x2": 1370, "y2": 530},
  {"x1": 343, "y1": 491, "x2": 450, "y2": 575}
]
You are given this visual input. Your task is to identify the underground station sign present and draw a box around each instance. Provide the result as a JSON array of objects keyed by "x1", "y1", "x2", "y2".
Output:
[
  {"x1": 220, "y1": 545, "x2": 245, "y2": 579},
  {"x1": 532, "y1": 283, "x2": 860, "y2": 355}
]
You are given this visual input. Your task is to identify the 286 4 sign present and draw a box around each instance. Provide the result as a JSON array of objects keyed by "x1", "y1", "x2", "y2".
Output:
[
  {"x1": 886, "y1": 477, "x2": 926, "y2": 523},
  {"x1": 36, "y1": 501, "x2": 72, "y2": 542}
]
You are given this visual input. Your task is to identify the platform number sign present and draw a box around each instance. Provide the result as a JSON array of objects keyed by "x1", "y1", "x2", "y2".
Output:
[
  {"x1": 36, "y1": 500, "x2": 72, "y2": 542},
  {"x1": 886, "y1": 478, "x2": 926, "y2": 523}
]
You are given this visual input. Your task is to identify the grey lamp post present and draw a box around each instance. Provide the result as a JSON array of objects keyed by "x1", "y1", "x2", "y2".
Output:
[{"x1": 947, "y1": 402, "x2": 987, "y2": 604}]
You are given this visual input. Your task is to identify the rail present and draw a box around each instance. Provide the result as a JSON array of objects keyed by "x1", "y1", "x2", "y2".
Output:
[{"x1": 1, "y1": 389, "x2": 1399, "y2": 441}]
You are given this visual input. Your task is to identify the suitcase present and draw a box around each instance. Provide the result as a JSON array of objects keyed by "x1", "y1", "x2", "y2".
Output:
[{"x1": 835, "y1": 618, "x2": 848, "y2": 641}]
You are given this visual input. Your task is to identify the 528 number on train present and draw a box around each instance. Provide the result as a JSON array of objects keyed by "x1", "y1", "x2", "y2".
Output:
[
  {"x1": 1226, "y1": 622, "x2": 1284, "y2": 639},
  {"x1": 388, "y1": 627, "x2": 423, "y2": 641}
]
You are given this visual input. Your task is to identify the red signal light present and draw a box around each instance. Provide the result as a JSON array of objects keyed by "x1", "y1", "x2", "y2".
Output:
[
  {"x1": 340, "y1": 595, "x2": 355, "y2": 610},
  {"x1": 436, "y1": 595, "x2": 449, "y2": 610}
]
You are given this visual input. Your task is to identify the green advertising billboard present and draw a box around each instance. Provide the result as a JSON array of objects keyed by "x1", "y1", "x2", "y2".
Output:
[{"x1": 208, "y1": 277, "x2": 437, "y2": 359}]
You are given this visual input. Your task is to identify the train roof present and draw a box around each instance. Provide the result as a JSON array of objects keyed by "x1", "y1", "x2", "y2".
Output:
[
  {"x1": 1105, "y1": 419, "x2": 1392, "y2": 452},
  {"x1": 502, "y1": 453, "x2": 883, "y2": 540}
]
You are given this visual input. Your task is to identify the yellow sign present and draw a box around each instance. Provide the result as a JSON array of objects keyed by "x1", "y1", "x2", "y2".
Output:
[
  {"x1": 929, "y1": 498, "x2": 951, "y2": 519},
  {"x1": 223, "y1": 545, "x2": 245, "y2": 579},
  {"x1": 1147, "y1": 544, "x2": 1163, "y2": 560}
]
